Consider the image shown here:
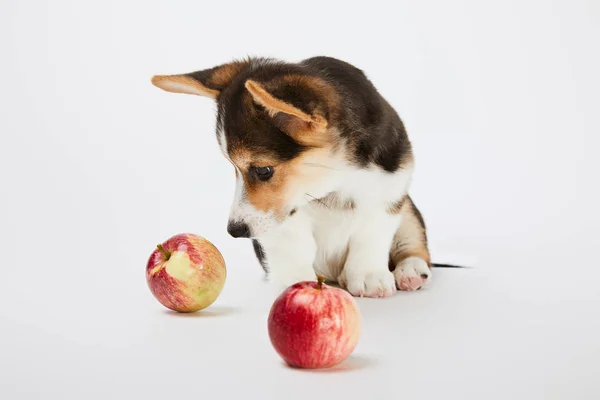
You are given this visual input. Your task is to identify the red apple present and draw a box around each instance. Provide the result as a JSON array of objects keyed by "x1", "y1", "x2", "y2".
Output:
[
  {"x1": 267, "y1": 276, "x2": 362, "y2": 369},
  {"x1": 146, "y1": 233, "x2": 226, "y2": 313}
]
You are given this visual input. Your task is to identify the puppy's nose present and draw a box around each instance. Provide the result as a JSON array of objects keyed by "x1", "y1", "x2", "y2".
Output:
[{"x1": 227, "y1": 221, "x2": 251, "y2": 238}]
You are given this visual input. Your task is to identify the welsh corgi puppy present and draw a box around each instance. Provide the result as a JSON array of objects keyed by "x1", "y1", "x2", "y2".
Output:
[{"x1": 152, "y1": 56, "x2": 431, "y2": 297}]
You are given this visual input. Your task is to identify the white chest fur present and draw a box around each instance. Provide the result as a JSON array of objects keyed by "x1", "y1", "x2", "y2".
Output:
[
  {"x1": 259, "y1": 158, "x2": 414, "y2": 292},
  {"x1": 306, "y1": 163, "x2": 413, "y2": 280}
]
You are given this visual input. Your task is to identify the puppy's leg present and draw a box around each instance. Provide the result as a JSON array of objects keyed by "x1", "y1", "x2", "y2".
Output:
[
  {"x1": 389, "y1": 196, "x2": 432, "y2": 291},
  {"x1": 339, "y1": 211, "x2": 400, "y2": 298},
  {"x1": 258, "y1": 210, "x2": 317, "y2": 292}
]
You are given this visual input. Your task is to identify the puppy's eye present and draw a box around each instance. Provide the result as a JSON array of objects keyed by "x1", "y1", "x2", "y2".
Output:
[{"x1": 251, "y1": 166, "x2": 274, "y2": 181}]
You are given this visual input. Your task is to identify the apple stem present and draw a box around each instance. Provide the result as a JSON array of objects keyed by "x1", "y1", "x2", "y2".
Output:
[
  {"x1": 317, "y1": 275, "x2": 325, "y2": 289},
  {"x1": 156, "y1": 244, "x2": 171, "y2": 261}
]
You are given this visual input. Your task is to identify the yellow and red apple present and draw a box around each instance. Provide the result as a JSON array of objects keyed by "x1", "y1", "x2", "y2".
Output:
[
  {"x1": 267, "y1": 276, "x2": 362, "y2": 369},
  {"x1": 146, "y1": 233, "x2": 226, "y2": 313}
]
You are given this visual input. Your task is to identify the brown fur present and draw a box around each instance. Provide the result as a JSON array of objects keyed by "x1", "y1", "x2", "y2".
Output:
[
  {"x1": 244, "y1": 79, "x2": 333, "y2": 147},
  {"x1": 150, "y1": 75, "x2": 219, "y2": 98},
  {"x1": 151, "y1": 59, "x2": 251, "y2": 98},
  {"x1": 153, "y1": 56, "x2": 414, "y2": 174},
  {"x1": 245, "y1": 80, "x2": 323, "y2": 124},
  {"x1": 209, "y1": 60, "x2": 250, "y2": 88},
  {"x1": 389, "y1": 197, "x2": 431, "y2": 268},
  {"x1": 278, "y1": 74, "x2": 342, "y2": 118},
  {"x1": 231, "y1": 147, "x2": 335, "y2": 219},
  {"x1": 387, "y1": 197, "x2": 407, "y2": 215}
]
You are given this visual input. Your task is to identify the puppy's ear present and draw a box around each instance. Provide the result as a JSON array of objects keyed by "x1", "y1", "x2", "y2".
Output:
[
  {"x1": 151, "y1": 59, "x2": 250, "y2": 99},
  {"x1": 244, "y1": 77, "x2": 338, "y2": 146}
]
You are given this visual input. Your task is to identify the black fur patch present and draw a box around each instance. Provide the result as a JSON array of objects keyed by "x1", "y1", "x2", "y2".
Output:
[
  {"x1": 211, "y1": 56, "x2": 412, "y2": 173},
  {"x1": 251, "y1": 239, "x2": 267, "y2": 272},
  {"x1": 301, "y1": 56, "x2": 412, "y2": 172},
  {"x1": 217, "y1": 69, "x2": 309, "y2": 162}
]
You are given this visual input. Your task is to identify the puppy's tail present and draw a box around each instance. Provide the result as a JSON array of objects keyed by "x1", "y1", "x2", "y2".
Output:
[{"x1": 431, "y1": 263, "x2": 471, "y2": 269}]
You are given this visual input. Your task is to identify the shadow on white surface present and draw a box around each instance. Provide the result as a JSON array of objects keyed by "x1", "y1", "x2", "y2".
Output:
[
  {"x1": 283, "y1": 354, "x2": 377, "y2": 373},
  {"x1": 161, "y1": 305, "x2": 240, "y2": 318}
]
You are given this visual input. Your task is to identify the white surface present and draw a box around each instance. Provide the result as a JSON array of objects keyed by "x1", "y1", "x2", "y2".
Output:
[
  {"x1": 1, "y1": 1, "x2": 599, "y2": 399},
  {"x1": 3, "y1": 264, "x2": 599, "y2": 399}
]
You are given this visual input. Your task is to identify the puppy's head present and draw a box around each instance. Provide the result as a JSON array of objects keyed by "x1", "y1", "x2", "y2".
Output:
[{"x1": 152, "y1": 58, "x2": 342, "y2": 238}]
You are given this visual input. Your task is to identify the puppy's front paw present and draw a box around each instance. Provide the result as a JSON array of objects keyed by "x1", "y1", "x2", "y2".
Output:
[
  {"x1": 394, "y1": 257, "x2": 431, "y2": 291},
  {"x1": 338, "y1": 268, "x2": 396, "y2": 298}
]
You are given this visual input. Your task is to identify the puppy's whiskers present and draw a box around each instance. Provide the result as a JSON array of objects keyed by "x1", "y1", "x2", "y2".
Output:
[{"x1": 304, "y1": 193, "x2": 330, "y2": 209}]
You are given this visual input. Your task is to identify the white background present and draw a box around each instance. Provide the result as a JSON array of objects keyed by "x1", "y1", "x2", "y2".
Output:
[{"x1": 1, "y1": 1, "x2": 599, "y2": 399}]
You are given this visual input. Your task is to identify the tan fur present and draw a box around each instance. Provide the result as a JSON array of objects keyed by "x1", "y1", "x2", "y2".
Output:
[
  {"x1": 209, "y1": 60, "x2": 250, "y2": 88},
  {"x1": 230, "y1": 146, "x2": 335, "y2": 219},
  {"x1": 245, "y1": 80, "x2": 326, "y2": 126},
  {"x1": 279, "y1": 74, "x2": 341, "y2": 116},
  {"x1": 387, "y1": 197, "x2": 406, "y2": 214},
  {"x1": 244, "y1": 79, "x2": 334, "y2": 147},
  {"x1": 389, "y1": 197, "x2": 431, "y2": 267},
  {"x1": 229, "y1": 148, "x2": 279, "y2": 168},
  {"x1": 151, "y1": 75, "x2": 219, "y2": 98}
]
